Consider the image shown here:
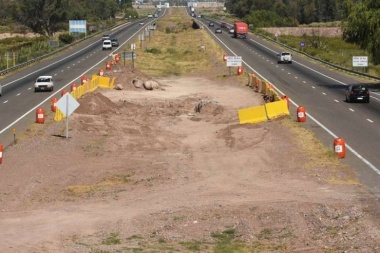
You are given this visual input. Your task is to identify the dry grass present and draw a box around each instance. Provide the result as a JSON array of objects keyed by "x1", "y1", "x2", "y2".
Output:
[{"x1": 131, "y1": 8, "x2": 227, "y2": 77}]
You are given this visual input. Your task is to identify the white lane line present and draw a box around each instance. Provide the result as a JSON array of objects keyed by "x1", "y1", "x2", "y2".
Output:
[
  {"x1": 207, "y1": 33, "x2": 380, "y2": 177},
  {"x1": 367, "y1": 119, "x2": 374, "y2": 123},
  {"x1": 3, "y1": 100, "x2": 8, "y2": 104},
  {"x1": 322, "y1": 92, "x2": 326, "y2": 95},
  {"x1": 303, "y1": 81, "x2": 307, "y2": 83},
  {"x1": 349, "y1": 108, "x2": 355, "y2": 112},
  {"x1": 0, "y1": 24, "x2": 142, "y2": 137},
  {"x1": 288, "y1": 72, "x2": 291, "y2": 75},
  {"x1": 17, "y1": 93, "x2": 21, "y2": 96},
  {"x1": 28, "y1": 87, "x2": 32, "y2": 90},
  {"x1": 334, "y1": 99, "x2": 339, "y2": 103},
  {"x1": 312, "y1": 86, "x2": 316, "y2": 89}
]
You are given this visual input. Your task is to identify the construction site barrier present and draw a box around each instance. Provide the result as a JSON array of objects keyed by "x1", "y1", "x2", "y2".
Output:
[
  {"x1": 238, "y1": 105, "x2": 267, "y2": 124},
  {"x1": 238, "y1": 71, "x2": 291, "y2": 124},
  {"x1": 54, "y1": 75, "x2": 114, "y2": 122}
]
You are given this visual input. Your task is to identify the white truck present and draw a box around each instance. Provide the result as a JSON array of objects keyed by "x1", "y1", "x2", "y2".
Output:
[{"x1": 277, "y1": 52, "x2": 292, "y2": 64}]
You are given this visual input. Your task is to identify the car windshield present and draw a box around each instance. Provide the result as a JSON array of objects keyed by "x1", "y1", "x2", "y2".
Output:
[
  {"x1": 282, "y1": 53, "x2": 290, "y2": 56},
  {"x1": 37, "y1": 78, "x2": 51, "y2": 82}
]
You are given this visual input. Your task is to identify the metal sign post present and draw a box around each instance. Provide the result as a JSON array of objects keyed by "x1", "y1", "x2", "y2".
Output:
[{"x1": 56, "y1": 93, "x2": 80, "y2": 139}]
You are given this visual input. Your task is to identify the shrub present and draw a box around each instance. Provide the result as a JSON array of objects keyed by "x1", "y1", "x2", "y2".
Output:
[{"x1": 58, "y1": 33, "x2": 74, "y2": 44}]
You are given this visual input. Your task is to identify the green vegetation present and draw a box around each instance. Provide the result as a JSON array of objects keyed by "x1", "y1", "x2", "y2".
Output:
[
  {"x1": 224, "y1": 0, "x2": 379, "y2": 67},
  {"x1": 102, "y1": 232, "x2": 121, "y2": 245}
]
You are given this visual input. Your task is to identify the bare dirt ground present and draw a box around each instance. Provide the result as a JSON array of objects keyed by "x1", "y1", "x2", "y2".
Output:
[{"x1": 1, "y1": 63, "x2": 380, "y2": 252}]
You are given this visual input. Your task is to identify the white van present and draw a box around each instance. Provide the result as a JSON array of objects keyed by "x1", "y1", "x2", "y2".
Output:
[{"x1": 102, "y1": 39, "x2": 112, "y2": 50}]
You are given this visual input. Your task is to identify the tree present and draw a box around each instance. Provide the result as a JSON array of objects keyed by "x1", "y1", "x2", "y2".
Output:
[
  {"x1": 343, "y1": 0, "x2": 380, "y2": 64},
  {"x1": 13, "y1": 0, "x2": 69, "y2": 38}
]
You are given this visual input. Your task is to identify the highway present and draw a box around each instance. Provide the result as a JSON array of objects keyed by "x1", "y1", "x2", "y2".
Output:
[
  {"x1": 194, "y1": 14, "x2": 380, "y2": 198},
  {"x1": 0, "y1": 16, "x2": 160, "y2": 148},
  {"x1": 1, "y1": 8, "x2": 380, "y2": 198}
]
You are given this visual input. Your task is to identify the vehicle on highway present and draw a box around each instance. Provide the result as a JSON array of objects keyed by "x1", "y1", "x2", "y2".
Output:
[
  {"x1": 139, "y1": 21, "x2": 144, "y2": 25},
  {"x1": 215, "y1": 27, "x2": 222, "y2": 34},
  {"x1": 277, "y1": 52, "x2": 292, "y2": 64},
  {"x1": 209, "y1": 22, "x2": 214, "y2": 27},
  {"x1": 147, "y1": 13, "x2": 153, "y2": 18},
  {"x1": 102, "y1": 39, "x2": 112, "y2": 50},
  {"x1": 229, "y1": 27, "x2": 235, "y2": 34},
  {"x1": 34, "y1": 76, "x2": 54, "y2": 92},
  {"x1": 221, "y1": 22, "x2": 227, "y2": 28},
  {"x1": 0, "y1": 84, "x2": 2, "y2": 97},
  {"x1": 345, "y1": 84, "x2": 370, "y2": 103},
  {"x1": 102, "y1": 34, "x2": 110, "y2": 41},
  {"x1": 233, "y1": 21, "x2": 248, "y2": 38},
  {"x1": 111, "y1": 38, "x2": 119, "y2": 47},
  {"x1": 197, "y1": 14, "x2": 201, "y2": 18}
]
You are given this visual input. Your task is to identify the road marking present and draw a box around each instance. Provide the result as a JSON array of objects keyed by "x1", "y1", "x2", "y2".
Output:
[
  {"x1": 295, "y1": 76, "x2": 298, "y2": 79},
  {"x1": 334, "y1": 99, "x2": 339, "y2": 103},
  {"x1": 367, "y1": 119, "x2": 373, "y2": 123},
  {"x1": 349, "y1": 108, "x2": 355, "y2": 112},
  {"x1": 3, "y1": 100, "x2": 8, "y2": 104},
  {"x1": 28, "y1": 87, "x2": 32, "y2": 90},
  {"x1": 303, "y1": 81, "x2": 307, "y2": 83},
  {"x1": 17, "y1": 93, "x2": 21, "y2": 96},
  {"x1": 322, "y1": 92, "x2": 326, "y2": 95},
  {"x1": 200, "y1": 31, "x2": 380, "y2": 177},
  {"x1": 312, "y1": 86, "x2": 316, "y2": 89},
  {"x1": 288, "y1": 72, "x2": 291, "y2": 75}
]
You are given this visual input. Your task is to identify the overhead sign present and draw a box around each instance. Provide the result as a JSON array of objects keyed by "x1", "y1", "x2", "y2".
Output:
[
  {"x1": 56, "y1": 93, "x2": 80, "y2": 117},
  {"x1": 226, "y1": 56, "x2": 242, "y2": 67},
  {"x1": 69, "y1": 20, "x2": 87, "y2": 34},
  {"x1": 352, "y1": 56, "x2": 368, "y2": 67}
]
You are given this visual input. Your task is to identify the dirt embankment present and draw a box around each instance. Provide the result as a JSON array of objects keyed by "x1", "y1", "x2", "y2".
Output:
[{"x1": 0, "y1": 61, "x2": 379, "y2": 252}]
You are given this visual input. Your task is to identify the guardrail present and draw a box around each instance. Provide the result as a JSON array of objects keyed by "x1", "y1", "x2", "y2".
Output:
[
  {"x1": 252, "y1": 31, "x2": 380, "y2": 82},
  {"x1": 0, "y1": 20, "x2": 137, "y2": 77}
]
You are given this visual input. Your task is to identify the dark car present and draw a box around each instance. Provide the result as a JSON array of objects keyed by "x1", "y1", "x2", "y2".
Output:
[
  {"x1": 221, "y1": 22, "x2": 227, "y2": 28},
  {"x1": 215, "y1": 27, "x2": 222, "y2": 33},
  {"x1": 111, "y1": 38, "x2": 119, "y2": 47},
  {"x1": 209, "y1": 22, "x2": 214, "y2": 27},
  {"x1": 345, "y1": 84, "x2": 370, "y2": 103}
]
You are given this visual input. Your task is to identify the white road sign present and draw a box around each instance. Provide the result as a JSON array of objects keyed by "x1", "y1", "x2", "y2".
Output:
[
  {"x1": 352, "y1": 56, "x2": 368, "y2": 67},
  {"x1": 226, "y1": 56, "x2": 242, "y2": 67},
  {"x1": 56, "y1": 93, "x2": 80, "y2": 117}
]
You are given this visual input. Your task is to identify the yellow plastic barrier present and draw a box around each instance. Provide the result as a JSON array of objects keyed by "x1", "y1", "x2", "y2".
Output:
[
  {"x1": 265, "y1": 100, "x2": 290, "y2": 120},
  {"x1": 238, "y1": 105, "x2": 268, "y2": 124},
  {"x1": 54, "y1": 75, "x2": 114, "y2": 121},
  {"x1": 54, "y1": 108, "x2": 65, "y2": 121}
]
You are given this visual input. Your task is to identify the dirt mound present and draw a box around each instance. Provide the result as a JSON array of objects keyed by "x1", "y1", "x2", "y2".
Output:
[
  {"x1": 75, "y1": 92, "x2": 117, "y2": 115},
  {"x1": 103, "y1": 63, "x2": 164, "y2": 91}
]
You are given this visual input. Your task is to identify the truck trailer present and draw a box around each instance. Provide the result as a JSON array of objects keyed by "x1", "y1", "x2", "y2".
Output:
[{"x1": 233, "y1": 21, "x2": 248, "y2": 39}]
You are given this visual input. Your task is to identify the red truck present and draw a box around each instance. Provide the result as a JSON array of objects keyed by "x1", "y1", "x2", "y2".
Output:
[{"x1": 233, "y1": 21, "x2": 248, "y2": 39}]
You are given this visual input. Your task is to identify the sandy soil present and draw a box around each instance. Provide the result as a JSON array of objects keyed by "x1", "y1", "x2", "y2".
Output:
[{"x1": 0, "y1": 63, "x2": 380, "y2": 252}]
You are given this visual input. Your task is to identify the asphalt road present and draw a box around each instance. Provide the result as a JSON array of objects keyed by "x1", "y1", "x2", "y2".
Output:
[
  {"x1": 0, "y1": 16, "x2": 160, "y2": 149},
  {"x1": 197, "y1": 15, "x2": 380, "y2": 198},
  {"x1": 1, "y1": 9, "x2": 380, "y2": 198}
]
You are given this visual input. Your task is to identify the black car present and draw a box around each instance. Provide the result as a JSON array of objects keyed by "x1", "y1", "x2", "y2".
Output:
[
  {"x1": 111, "y1": 38, "x2": 119, "y2": 47},
  {"x1": 215, "y1": 27, "x2": 222, "y2": 33},
  {"x1": 345, "y1": 84, "x2": 370, "y2": 103}
]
